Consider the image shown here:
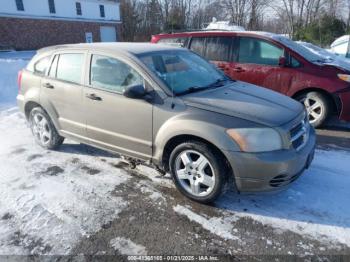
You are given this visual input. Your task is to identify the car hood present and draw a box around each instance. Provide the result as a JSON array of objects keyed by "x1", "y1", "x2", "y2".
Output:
[
  {"x1": 181, "y1": 81, "x2": 304, "y2": 127},
  {"x1": 322, "y1": 59, "x2": 350, "y2": 72}
]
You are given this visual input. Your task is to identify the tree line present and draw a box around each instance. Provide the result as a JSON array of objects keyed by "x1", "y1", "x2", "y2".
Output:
[{"x1": 120, "y1": 0, "x2": 350, "y2": 46}]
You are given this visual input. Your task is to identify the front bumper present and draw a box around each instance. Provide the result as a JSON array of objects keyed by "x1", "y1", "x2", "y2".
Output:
[{"x1": 223, "y1": 127, "x2": 316, "y2": 192}]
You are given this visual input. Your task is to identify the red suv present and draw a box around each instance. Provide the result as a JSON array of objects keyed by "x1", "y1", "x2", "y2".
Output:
[{"x1": 151, "y1": 31, "x2": 350, "y2": 127}]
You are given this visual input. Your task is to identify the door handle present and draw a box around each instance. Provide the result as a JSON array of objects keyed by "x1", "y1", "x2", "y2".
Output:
[
  {"x1": 86, "y1": 93, "x2": 102, "y2": 101},
  {"x1": 43, "y1": 83, "x2": 54, "y2": 89},
  {"x1": 234, "y1": 67, "x2": 245, "y2": 73}
]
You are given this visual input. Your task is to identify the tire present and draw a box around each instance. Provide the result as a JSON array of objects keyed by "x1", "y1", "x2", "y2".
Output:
[
  {"x1": 296, "y1": 91, "x2": 331, "y2": 128},
  {"x1": 169, "y1": 141, "x2": 227, "y2": 203},
  {"x1": 29, "y1": 107, "x2": 64, "y2": 150}
]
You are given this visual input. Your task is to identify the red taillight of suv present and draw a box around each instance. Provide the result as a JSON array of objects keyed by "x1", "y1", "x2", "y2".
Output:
[{"x1": 17, "y1": 70, "x2": 23, "y2": 92}]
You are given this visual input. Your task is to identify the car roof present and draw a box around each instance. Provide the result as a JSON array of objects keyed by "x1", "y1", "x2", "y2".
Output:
[
  {"x1": 155, "y1": 30, "x2": 282, "y2": 40},
  {"x1": 38, "y1": 42, "x2": 183, "y2": 55}
]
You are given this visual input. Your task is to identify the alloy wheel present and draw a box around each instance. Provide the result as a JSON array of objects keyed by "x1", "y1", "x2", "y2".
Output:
[
  {"x1": 31, "y1": 112, "x2": 52, "y2": 146},
  {"x1": 302, "y1": 97, "x2": 323, "y2": 124},
  {"x1": 174, "y1": 150, "x2": 216, "y2": 197}
]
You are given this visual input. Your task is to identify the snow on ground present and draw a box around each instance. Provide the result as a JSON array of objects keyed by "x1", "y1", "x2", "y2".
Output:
[
  {"x1": 110, "y1": 237, "x2": 147, "y2": 255},
  {"x1": 0, "y1": 51, "x2": 35, "y2": 110},
  {"x1": 173, "y1": 205, "x2": 239, "y2": 241},
  {"x1": 207, "y1": 149, "x2": 349, "y2": 248},
  {"x1": 0, "y1": 51, "x2": 350, "y2": 254},
  {"x1": 0, "y1": 111, "x2": 131, "y2": 255}
]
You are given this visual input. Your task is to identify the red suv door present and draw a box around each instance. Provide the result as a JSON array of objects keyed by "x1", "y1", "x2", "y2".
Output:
[
  {"x1": 189, "y1": 36, "x2": 234, "y2": 77},
  {"x1": 229, "y1": 36, "x2": 294, "y2": 94}
]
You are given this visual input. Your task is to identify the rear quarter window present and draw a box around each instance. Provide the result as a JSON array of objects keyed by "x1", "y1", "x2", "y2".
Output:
[
  {"x1": 157, "y1": 37, "x2": 188, "y2": 47},
  {"x1": 27, "y1": 55, "x2": 51, "y2": 75}
]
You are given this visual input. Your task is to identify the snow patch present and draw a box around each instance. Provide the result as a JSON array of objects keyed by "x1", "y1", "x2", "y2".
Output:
[
  {"x1": 217, "y1": 149, "x2": 350, "y2": 248},
  {"x1": 138, "y1": 181, "x2": 166, "y2": 202},
  {"x1": 110, "y1": 237, "x2": 147, "y2": 255},
  {"x1": 0, "y1": 111, "x2": 131, "y2": 254},
  {"x1": 137, "y1": 165, "x2": 174, "y2": 189},
  {"x1": 0, "y1": 51, "x2": 34, "y2": 110},
  {"x1": 173, "y1": 205, "x2": 239, "y2": 241}
]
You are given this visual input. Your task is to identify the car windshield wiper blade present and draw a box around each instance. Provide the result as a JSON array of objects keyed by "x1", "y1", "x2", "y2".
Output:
[
  {"x1": 176, "y1": 86, "x2": 208, "y2": 96},
  {"x1": 206, "y1": 78, "x2": 230, "y2": 88},
  {"x1": 176, "y1": 78, "x2": 233, "y2": 96}
]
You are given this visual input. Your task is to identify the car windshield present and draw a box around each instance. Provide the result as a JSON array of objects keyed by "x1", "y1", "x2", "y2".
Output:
[
  {"x1": 137, "y1": 50, "x2": 228, "y2": 95},
  {"x1": 275, "y1": 36, "x2": 327, "y2": 63}
]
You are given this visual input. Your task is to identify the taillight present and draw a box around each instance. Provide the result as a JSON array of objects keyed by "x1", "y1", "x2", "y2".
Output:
[{"x1": 17, "y1": 70, "x2": 23, "y2": 91}]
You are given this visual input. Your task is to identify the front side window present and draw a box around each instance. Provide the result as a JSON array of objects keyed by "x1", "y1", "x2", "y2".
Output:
[
  {"x1": 138, "y1": 51, "x2": 226, "y2": 95},
  {"x1": 206, "y1": 37, "x2": 232, "y2": 62},
  {"x1": 15, "y1": 0, "x2": 24, "y2": 11},
  {"x1": 56, "y1": 54, "x2": 84, "y2": 84},
  {"x1": 290, "y1": 56, "x2": 301, "y2": 68},
  {"x1": 90, "y1": 55, "x2": 143, "y2": 93},
  {"x1": 238, "y1": 37, "x2": 284, "y2": 66},
  {"x1": 189, "y1": 37, "x2": 206, "y2": 57},
  {"x1": 76, "y1": 2, "x2": 82, "y2": 15},
  {"x1": 99, "y1": 5, "x2": 105, "y2": 17},
  {"x1": 48, "y1": 0, "x2": 56, "y2": 14},
  {"x1": 34, "y1": 56, "x2": 51, "y2": 75}
]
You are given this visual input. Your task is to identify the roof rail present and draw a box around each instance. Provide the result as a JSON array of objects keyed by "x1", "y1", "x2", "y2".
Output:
[{"x1": 160, "y1": 28, "x2": 237, "y2": 34}]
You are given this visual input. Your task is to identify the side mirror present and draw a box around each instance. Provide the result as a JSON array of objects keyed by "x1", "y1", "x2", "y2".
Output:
[
  {"x1": 123, "y1": 85, "x2": 147, "y2": 99},
  {"x1": 279, "y1": 56, "x2": 287, "y2": 67}
]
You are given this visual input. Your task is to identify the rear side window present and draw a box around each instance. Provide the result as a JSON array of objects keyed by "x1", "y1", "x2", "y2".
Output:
[
  {"x1": 238, "y1": 37, "x2": 284, "y2": 66},
  {"x1": 206, "y1": 37, "x2": 232, "y2": 62},
  {"x1": 157, "y1": 37, "x2": 188, "y2": 47},
  {"x1": 33, "y1": 56, "x2": 51, "y2": 75},
  {"x1": 189, "y1": 37, "x2": 206, "y2": 57},
  {"x1": 90, "y1": 55, "x2": 143, "y2": 93},
  {"x1": 56, "y1": 53, "x2": 84, "y2": 84}
]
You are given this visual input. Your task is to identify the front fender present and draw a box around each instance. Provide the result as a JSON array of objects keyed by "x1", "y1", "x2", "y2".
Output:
[{"x1": 153, "y1": 109, "x2": 258, "y2": 164}]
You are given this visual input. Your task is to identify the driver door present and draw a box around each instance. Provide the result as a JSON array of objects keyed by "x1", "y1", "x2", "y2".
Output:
[{"x1": 84, "y1": 53, "x2": 153, "y2": 159}]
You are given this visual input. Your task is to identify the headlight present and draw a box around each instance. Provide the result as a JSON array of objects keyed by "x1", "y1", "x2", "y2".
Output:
[
  {"x1": 338, "y1": 74, "x2": 350, "y2": 83},
  {"x1": 226, "y1": 128, "x2": 283, "y2": 153}
]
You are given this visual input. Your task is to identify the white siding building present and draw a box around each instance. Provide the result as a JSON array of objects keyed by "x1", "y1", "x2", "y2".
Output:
[{"x1": 0, "y1": 0, "x2": 122, "y2": 50}]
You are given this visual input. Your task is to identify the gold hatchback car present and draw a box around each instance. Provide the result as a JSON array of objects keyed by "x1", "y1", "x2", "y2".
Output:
[{"x1": 17, "y1": 43, "x2": 316, "y2": 203}]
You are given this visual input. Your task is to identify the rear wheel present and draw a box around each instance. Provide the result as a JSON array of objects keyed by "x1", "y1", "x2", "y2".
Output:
[
  {"x1": 169, "y1": 141, "x2": 227, "y2": 203},
  {"x1": 29, "y1": 107, "x2": 64, "y2": 150},
  {"x1": 296, "y1": 91, "x2": 331, "y2": 128}
]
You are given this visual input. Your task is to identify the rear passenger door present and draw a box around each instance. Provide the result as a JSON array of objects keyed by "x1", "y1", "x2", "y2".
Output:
[
  {"x1": 189, "y1": 36, "x2": 234, "y2": 78},
  {"x1": 40, "y1": 52, "x2": 87, "y2": 137},
  {"x1": 205, "y1": 36, "x2": 234, "y2": 76}
]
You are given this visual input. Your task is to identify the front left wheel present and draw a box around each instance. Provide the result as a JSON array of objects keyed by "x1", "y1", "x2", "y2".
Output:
[
  {"x1": 169, "y1": 141, "x2": 227, "y2": 203},
  {"x1": 29, "y1": 107, "x2": 64, "y2": 150}
]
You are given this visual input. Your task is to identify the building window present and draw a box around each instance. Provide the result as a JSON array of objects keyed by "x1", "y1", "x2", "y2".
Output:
[
  {"x1": 48, "y1": 0, "x2": 56, "y2": 14},
  {"x1": 15, "y1": 0, "x2": 24, "y2": 11},
  {"x1": 76, "y1": 2, "x2": 82, "y2": 15},
  {"x1": 99, "y1": 5, "x2": 105, "y2": 18}
]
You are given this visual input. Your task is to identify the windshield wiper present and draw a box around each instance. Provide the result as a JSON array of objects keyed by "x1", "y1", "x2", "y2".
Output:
[
  {"x1": 176, "y1": 78, "x2": 232, "y2": 96},
  {"x1": 206, "y1": 78, "x2": 231, "y2": 89},
  {"x1": 176, "y1": 86, "x2": 208, "y2": 96}
]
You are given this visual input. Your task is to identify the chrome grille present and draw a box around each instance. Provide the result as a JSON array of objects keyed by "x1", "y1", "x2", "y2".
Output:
[{"x1": 290, "y1": 114, "x2": 309, "y2": 151}]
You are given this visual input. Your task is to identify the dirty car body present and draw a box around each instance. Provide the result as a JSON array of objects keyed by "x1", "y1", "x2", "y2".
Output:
[{"x1": 17, "y1": 43, "x2": 316, "y2": 203}]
